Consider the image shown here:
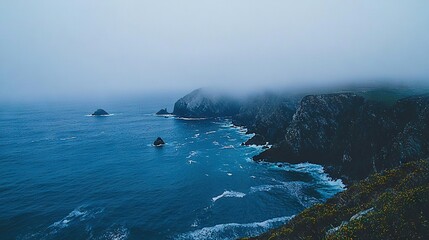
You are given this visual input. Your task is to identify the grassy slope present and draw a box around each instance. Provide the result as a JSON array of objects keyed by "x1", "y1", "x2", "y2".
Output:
[{"x1": 246, "y1": 160, "x2": 429, "y2": 240}]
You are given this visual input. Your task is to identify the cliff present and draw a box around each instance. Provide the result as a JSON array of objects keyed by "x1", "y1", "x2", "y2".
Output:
[
  {"x1": 232, "y1": 93, "x2": 299, "y2": 144},
  {"x1": 173, "y1": 88, "x2": 429, "y2": 183},
  {"x1": 254, "y1": 94, "x2": 429, "y2": 183}
]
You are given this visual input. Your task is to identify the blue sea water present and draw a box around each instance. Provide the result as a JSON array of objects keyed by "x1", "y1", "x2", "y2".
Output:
[{"x1": 0, "y1": 101, "x2": 344, "y2": 240}]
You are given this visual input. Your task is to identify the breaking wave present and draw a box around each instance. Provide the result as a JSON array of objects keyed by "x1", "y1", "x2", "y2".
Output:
[
  {"x1": 212, "y1": 191, "x2": 246, "y2": 202},
  {"x1": 175, "y1": 215, "x2": 294, "y2": 240}
]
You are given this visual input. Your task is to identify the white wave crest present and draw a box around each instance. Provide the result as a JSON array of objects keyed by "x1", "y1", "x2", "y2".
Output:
[
  {"x1": 49, "y1": 209, "x2": 86, "y2": 230},
  {"x1": 276, "y1": 163, "x2": 345, "y2": 192},
  {"x1": 60, "y1": 136, "x2": 77, "y2": 141},
  {"x1": 175, "y1": 117, "x2": 208, "y2": 121},
  {"x1": 176, "y1": 215, "x2": 294, "y2": 240},
  {"x1": 262, "y1": 162, "x2": 345, "y2": 204},
  {"x1": 238, "y1": 127, "x2": 248, "y2": 133},
  {"x1": 48, "y1": 205, "x2": 104, "y2": 233},
  {"x1": 155, "y1": 114, "x2": 175, "y2": 117},
  {"x1": 221, "y1": 145, "x2": 235, "y2": 149},
  {"x1": 192, "y1": 133, "x2": 200, "y2": 138},
  {"x1": 246, "y1": 144, "x2": 265, "y2": 150},
  {"x1": 186, "y1": 151, "x2": 198, "y2": 159},
  {"x1": 212, "y1": 191, "x2": 245, "y2": 202}
]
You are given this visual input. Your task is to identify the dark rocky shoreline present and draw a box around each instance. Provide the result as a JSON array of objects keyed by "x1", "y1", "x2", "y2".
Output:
[{"x1": 173, "y1": 88, "x2": 429, "y2": 184}]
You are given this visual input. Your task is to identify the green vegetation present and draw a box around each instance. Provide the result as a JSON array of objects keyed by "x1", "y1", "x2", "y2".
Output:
[{"x1": 248, "y1": 159, "x2": 429, "y2": 240}]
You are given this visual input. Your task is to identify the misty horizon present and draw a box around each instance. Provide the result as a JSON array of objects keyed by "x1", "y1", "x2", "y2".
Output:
[
  {"x1": 2, "y1": 2, "x2": 429, "y2": 239},
  {"x1": 1, "y1": 0, "x2": 429, "y2": 102}
]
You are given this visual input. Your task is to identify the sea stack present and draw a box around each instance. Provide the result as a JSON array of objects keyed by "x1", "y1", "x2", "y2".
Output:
[
  {"x1": 153, "y1": 137, "x2": 165, "y2": 147},
  {"x1": 156, "y1": 108, "x2": 170, "y2": 115},
  {"x1": 92, "y1": 109, "x2": 109, "y2": 116}
]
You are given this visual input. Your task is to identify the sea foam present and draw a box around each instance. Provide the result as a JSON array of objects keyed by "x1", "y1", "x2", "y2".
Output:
[
  {"x1": 212, "y1": 191, "x2": 246, "y2": 202},
  {"x1": 24, "y1": 205, "x2": 105, "y2": 238},
  {"x1": 265, "y1": 162, "x2": 346, "y2": 202},
  {"x1": 175, "y1": 117, "x2": 208, "y2": 121},
  {"x1": 176, "y1": 215, "x2": 294, "y2": 240},
  {"x1": 186, "y1": 151, "x2": 198, "y2": 159},
  {"x1": 49, "y1": 206, "x2": 104, "y2": 231}
]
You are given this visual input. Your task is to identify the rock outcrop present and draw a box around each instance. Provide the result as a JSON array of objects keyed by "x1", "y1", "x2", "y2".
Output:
[
  {"x1": 156, "y1": 108, "x2": 170, "y2": 115},
  {"x1": 232, "y1": 93, "x2": 298, "y2": 144},
  {"x1": 173, "y1": 88, "x2": 240, "y2": 118},
  {"x1": 91, "y1": 109, "x2": 109, "y2": 116},
  {"x1": 153, "y1": 137, "x2": 165, "y2": 146}
]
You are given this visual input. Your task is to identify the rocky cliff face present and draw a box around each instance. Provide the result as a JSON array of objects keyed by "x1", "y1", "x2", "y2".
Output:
[
  {"x1": 232, "y1": 93, "x2": 298, "y2": 144},
  {"x1": 254, "y1": 93, "x2": 429, "y2": 182},
  {"x1": 389, "y1": 96, "x2": 429, "y2": 165},
  {"x1": 173, "y1": 88, "x2": 240, "y2": 118}
]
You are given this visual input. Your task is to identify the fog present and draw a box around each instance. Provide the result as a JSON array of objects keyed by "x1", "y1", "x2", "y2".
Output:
[{"x1": 1, "y1": 0, "x2": 428, "y2": 103}]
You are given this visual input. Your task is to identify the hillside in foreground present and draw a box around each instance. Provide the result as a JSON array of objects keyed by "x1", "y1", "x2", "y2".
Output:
[{"x1": 245, "y1": 159, "x2": 429, "y2": 240}]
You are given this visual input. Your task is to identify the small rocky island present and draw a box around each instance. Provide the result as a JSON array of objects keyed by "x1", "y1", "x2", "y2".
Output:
[
  {"x1": 153, "y1": 137, "x2": 165, "y2": 147},
  {"x1": 156, "y1": 108, "x2": 170, "y2": 115},
  {"x1": 91, "y1": 109, "x2": 109, "y2": 116}
]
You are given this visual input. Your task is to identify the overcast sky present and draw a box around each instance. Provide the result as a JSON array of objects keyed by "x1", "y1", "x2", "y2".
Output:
[{"x1": 1, "y1": 0, "x2": 428, "y2": 102}]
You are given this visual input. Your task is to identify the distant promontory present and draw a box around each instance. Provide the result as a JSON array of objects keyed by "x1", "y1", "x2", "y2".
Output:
[{"x1": 173, "y1": 88, "x2": 240, "y2": 118}]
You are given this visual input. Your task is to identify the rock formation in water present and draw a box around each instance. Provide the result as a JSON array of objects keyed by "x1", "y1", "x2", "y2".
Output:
[
  {"x1": 156, "y1": 108, "x2": 170, "y2": 115},
  {"x1": 91, "y1": 109, "x2": 109, "y2": 116},
  {"x1": 153, "y1": 137, "x2": 165, "y2": 146}
]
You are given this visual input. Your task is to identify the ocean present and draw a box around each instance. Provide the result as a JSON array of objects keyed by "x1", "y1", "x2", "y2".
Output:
[{"x1": 0, "y1": 100, "x2": 344, "y2": 240}]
